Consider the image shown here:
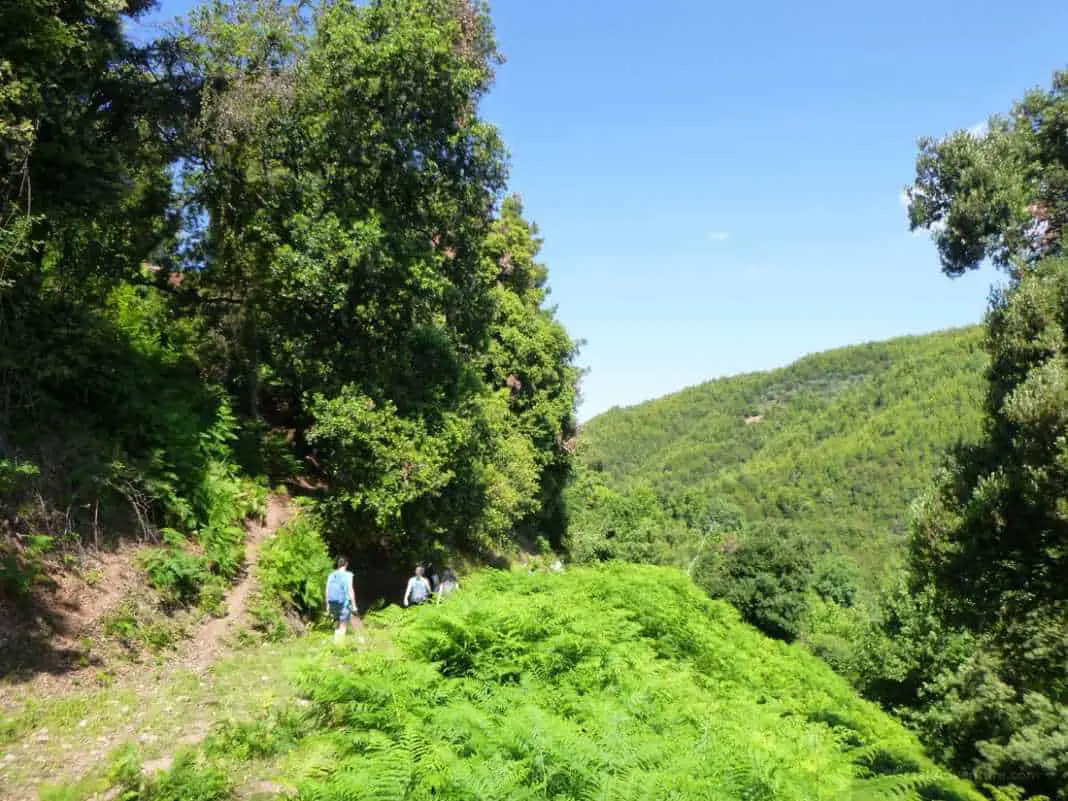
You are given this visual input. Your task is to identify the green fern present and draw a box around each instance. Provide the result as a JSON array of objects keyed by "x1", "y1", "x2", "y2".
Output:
[
  {"x1": 54, "y1": 564, "x2": 984, "y2": 801},
  {"x1": 277, "y1": 565, "x2": 985, "y2": 801}
]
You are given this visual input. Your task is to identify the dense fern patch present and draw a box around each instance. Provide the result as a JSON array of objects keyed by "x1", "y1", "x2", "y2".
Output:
[
  {"x1": 283, "y1": 564, "x2": 979, "y2": 801},
  {"x1": 43, "y1": 564, "x2": 983, "y2": 800}
]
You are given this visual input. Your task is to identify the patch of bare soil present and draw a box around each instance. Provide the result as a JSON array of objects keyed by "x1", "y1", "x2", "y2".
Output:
[
  {"x1": 0, "y1": 542, "x2": 142, "y2": 694},
  {"x1": 0, "y1": 494, "x2": 295, "y2": 705}
]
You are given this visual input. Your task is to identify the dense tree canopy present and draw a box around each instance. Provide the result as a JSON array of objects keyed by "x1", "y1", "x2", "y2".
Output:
[
  {"x1": 0, "y1": 0, "x2": 579, "y2": 583},
  {"x1": 905, "y1": 71, "x2": 1068, "y2": 634},
  {"x1": 887, "y1": 70, "x2": 1068, "y2": 801},
  {"x1": 912, "y1": 257, "x2": 1068, "y2": 630},
  {"x1": 569, "y1": 326, "x2": 986, "y2": 584},
  {"x1": 907, "y1": 70, "x2": 1067, "y2": 277}
]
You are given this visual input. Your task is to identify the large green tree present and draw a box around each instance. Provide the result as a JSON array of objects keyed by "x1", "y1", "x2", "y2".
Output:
[
  {"x1": 0, "y1": 0, "x2": 185, "y2": 299},
  {"x1": 476, "y1": 195, "x2": 579, "y2": 546},
  {"x1": 907, "y1": 70, "x2": 1067, "y2": 278},
  {"x1": 903, "y1": 69, "x2": 1068, "y2": 798},
  {"x1": 0, "y1": 0, "x2": 578, "y2": 577},
  {"x1": 171, "y1": 0, "x2": 578, "y2": 557},
  {"x1": 906, "y1": 69, "x2": 1068, "y2": 632}
]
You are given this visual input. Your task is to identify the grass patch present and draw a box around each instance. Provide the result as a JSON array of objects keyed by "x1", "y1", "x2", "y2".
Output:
[{"x1": 0, "y1": 638, "x2": 310, "y2": 797}]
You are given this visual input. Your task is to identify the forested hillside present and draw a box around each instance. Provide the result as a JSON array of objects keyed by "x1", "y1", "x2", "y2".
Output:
[
  {"x1": 567, "y1": 70, "x2": 1068, "y2": 801},
  {"x1": 569, "y1": 326, "x2": 986, "y2": 579}
]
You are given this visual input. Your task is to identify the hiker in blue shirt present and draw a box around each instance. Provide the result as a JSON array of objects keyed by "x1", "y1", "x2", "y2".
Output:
[
  {"x1": 403, "y1": 564, "x2": 432, "y2": 607},
  {"x1": 325, "y1": 556, "x2": 357, "y2": 643}
]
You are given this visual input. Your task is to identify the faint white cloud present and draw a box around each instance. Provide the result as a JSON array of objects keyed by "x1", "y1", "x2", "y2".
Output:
[
  {"x1": 741, "y1": 264, "x2": 770, "y2": 281},
  {"x1": 708, "y1": 231, "x2": 730, "y2": 242},
  {"x1": 966, "y1": 120, "x2": 989, "y2": 138}
]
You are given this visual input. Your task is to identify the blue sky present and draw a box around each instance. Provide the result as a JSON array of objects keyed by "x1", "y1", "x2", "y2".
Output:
[{"x1": 143, "y1": 0, "x2": 1068, "y2": 420}]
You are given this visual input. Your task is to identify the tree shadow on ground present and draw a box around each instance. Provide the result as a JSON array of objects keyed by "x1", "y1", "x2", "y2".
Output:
[
  {"x1": 0, "y1": 592, "x2": 105, "y2": 682},
  {"x1": 0, "y1": 290, "x2": 231, "y2": 682}
]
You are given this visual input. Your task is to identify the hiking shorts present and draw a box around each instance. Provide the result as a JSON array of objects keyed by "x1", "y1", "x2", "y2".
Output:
[{"x1": 329, "y1": 601, "x2": 351, "y2": 623}]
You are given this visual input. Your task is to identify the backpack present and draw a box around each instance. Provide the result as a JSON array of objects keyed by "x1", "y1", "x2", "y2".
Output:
[
  {"x1": 409, "y1": 577, "x2": 429, "y2": 603},
  {"x1": 327, "y1": 570, "x2": 349, "y2": 604}
]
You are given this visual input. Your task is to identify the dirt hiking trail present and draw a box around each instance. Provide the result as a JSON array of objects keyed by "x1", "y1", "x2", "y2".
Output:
[
  {"x1": 0, "y1": 494, "x2": 300, "y2": 799},
  {"x1": 0, "y1": 494, "x2": 295, "y2": 703},
  {"x1": 189, "y1": 495, "x2": 295, "y2": 672}
]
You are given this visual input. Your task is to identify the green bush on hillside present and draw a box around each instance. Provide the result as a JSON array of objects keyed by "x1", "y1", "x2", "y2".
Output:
[
  {"x1": 137, "y1": 544, "x2": 213, "y2": 610},
  {"x1": 696, "y1": 525, "x2": 815, "y2": 641},
  {"x1": 249, "y1": 514, "x2": 334, "y2": 639},
  {"x1": 286, "y1": 564, "x2": 980, "y2": 801},
  {"x1": 257, "y1": 515, "x2": 333, "y2": 617}
]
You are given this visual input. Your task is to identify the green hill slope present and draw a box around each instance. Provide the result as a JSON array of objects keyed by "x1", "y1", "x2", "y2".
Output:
[
  {"x1": 573, "y1": 326, "x2": 987, "y2": 578},
  {"x1": 38, "y1": 564, "x2": 983, "y2": 801}
]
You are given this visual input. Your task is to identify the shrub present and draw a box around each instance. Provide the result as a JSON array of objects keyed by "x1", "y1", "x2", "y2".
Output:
[
  {"x1": 137, "y1": 547, "x2": 212, "y2": 609},
  {"x1": 0, "y1": 545, "x2": 46, "y2": 600},
  {"x1": 203, "y1": 704, "x2": 305, "y2": 761},
  {"x1": 101, "y1": 599, "x2": 188, "y2": 652},
  {"x1": 289, "y1": 564, "x2": 981, "y2": 801},
  {"x1": 109, "y1": 747, "x2": 231, "y2": 801},
  {"x1": 255, "y1": 515, "x2": 332, "y2": 618},
  {"x1": 51, "y1": 564, "x2": 982, "y2": 801},
  {"x1": 198, "y1": 575, "x2": 229, "y2": 618},
  {"x1": 696, "y1": 525, "x2": 815, "y2": 641},
  {"x1": 199, "y1": 524, "x2": 246, "y2": 581}
]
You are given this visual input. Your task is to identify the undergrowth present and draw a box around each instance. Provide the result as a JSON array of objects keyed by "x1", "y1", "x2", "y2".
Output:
[
  {"x1": 48, "y1": 564, "x2": 987, "y2": 801},
  {"x1": 283, "y1": 565, "x2": 983, "y2": 801},
  {"x1": 101, "y1": 598, "x2": 197, "y2": 653},
  {"x1": 129, "y1": 408, "x2": 268, "y2": 621},
  {"x1": 247, "y1": 514, "x2": 333, "y2": 641}
]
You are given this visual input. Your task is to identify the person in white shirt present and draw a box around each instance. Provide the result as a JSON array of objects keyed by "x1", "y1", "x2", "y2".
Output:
[
  {"x1": 403, "y1": 564, "x2": 432, "y2": 607},
  {"x1": 436, "y1": 567, "x2": 461, "y2": 602}
]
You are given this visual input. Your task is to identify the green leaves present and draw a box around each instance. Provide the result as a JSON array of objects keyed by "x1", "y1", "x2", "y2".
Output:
[
  {"x1": 168, "y1": 0, "x2": 577, "y2": 557},
  {"x1": 906, "y1": 70, "x2": 1068, "y2": 277},
  {"x1": 893, "y1": 71, "x2": 1068, "y2": 800},
  {"x1": 697, "y1": 525, "x2": 816, "y2": 642},
  {"x1": 255, "y1": 516, "x2": 333, "y2": 619},
  {"x1": 308, "y1": 387, "x2": 463, "y2": 531},
  {"x1": 911, "y1": 257, "x2": 1068, "y2": 628},
  {"x1": 291, "y1": 565, "x2": 983, "y2": 801}
]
